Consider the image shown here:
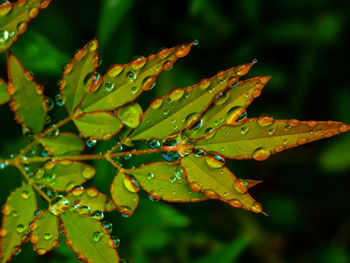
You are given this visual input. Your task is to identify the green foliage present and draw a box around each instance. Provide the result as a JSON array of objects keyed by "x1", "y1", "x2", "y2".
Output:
[{"x1": 0, "y1": 1, "x2": 349, "y2": 263}]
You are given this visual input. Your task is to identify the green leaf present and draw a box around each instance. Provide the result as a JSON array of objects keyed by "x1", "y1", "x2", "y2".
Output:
[
  {"x1": 195, "y1": 118, "x2": 350, "y2": 160},
  {"x1": 81, "y1": 42, "x2": 195, "y2": 112},
  {"x1": 130, "y1": 63, "x2": 254, "y2": 140},
  {"x1": 61, "y1": 211, "x2": 119, "y2": 263},
  {"x1": 73, "y1": 111, "x2": 123, "y2": 140},
  {"x1": 29, "y1": 211, "x2": 60, "y2": 255},
  {"x1": 186, "y1": 76, "x2": 271, "y2": 139},
  {"x1": 97, "y1": 0, "x2": 136, "y2": 50},
  {"x1": 7, "y1": 52, "x2": 47, "y2": 134},
  {"x1": 34, "y1": 161, "x2": 96, "y2": 192},
  {"x1": 125, "y1": 162, "x2": 207, "y2": 202},
  {"x1": 0, "y1": 0, "x2": 52, "y2": 54},
  {"x1": 0, "y1": 184, "x2": 37, "y2": 263},
  {"x1": 181, "y1": 154, "x2": 263, "y2": 213},
  {"x1": 0, "y1": 79, "x2": 9, "y2": 105},
  {"x1": 60, "y1": 39, "x2": 99, "y2": 113},
  {"x1": 111, "y1": 172, "x2": 139, "y2": 217},
  {"x1": 117, "y1": 102, "x2": 143, "y2": 128},
  {"x1": 39, "y1": 133, "x2": 85, "y2": 156},
  {"x1": 66, "y1": 187, "x2": 116, "y2": 212}
]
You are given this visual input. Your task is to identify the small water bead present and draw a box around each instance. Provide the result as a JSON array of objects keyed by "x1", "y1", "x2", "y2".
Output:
[
  {"x1": 120, "y1": 206, "x2": 132, "y2": 217},
  {"x1": 86, "y1": 139, "x2": 97, "y2": 147},
  {"x1": 251, "y1": 202, "x2": 262, "y2": 213},
  {"x1": 54, "y1": 94, "x2": 64, "y2": 106},
  {"x1": 170, "y1": 176, "x2": 177, "y2": 183},
  {"x1": 148, "y1": 192, "x2": 161, "y2": 202},
  {"x1": 142, "y1": 76, "x2": 156, "y2": 90},
  {"x1": 93, "y1": 231, "x2": 103, "y2": 242},
  {"x1": 20, "y1": 190, "x2": 29, "y2": 199},
  {"x1": 147, "y1": 172, "x2": 155, "y2": 180},
  {"x1": 82, "y1": 167, "x2": 95, "y2": 179},
  {"x1": 107, "y1": 65, "x2": 124, "y2": 77},
  {"x1": 44, "y1": 233, "x2": 52, "y2": 241},
  {"x1": 104, "y1": 81, "x2": 114, "y2": 92},
  {"x1": 268, "y1": 128, "x2": 276, "y2": 135},
  {"x1": 0, "y1": 30, "x2": 10, "y2": 43},
  {"x1": 126, "y1": 71, "x2": 136, "y2": 81},
  {"x1": 111, "y1": 236, "x2": 121, "y2": 247},
  {"x1": 102, "y1": 221, "x2": 113, "y2": 233},
  {"x1": 174, "y1": 166, "x2": 183, "y2": 180},
  {"x1": 151, "y1": 98, "x2": 163, "y2": 109},
  {"x1": 16, "y1": 224, "x2": 25, "y2": 234},
  {"x1": 22, "y1": 126, "x2": 34, "y2": 137},
  {"x1": 147, "y1": 139, "x2": 160, "y2": 149},
  {"x1": 190, "y1": 182, "x2": 201, "y2": 192},
  {"x1": 288, "y1": 119, "x2": 300, "y2": 127},
  {"x1": 193, "y1": 149, "x2": 206, "y2": 157},
  {"x1": 87, "y1": 188, "x2": 98, "y2": 197},
  {"x1": 92, "y1": 210, "x2": 104, "y2": 220},
  {"x1": 175, "y1": 44, "x2": 191, "y2": 57},
  {"x1": 199, "y1": 78, "x2": 211, "y2": 90},
  {"x1": 169, "y1": 88, "x2": 184, "y2": 101},
  {"x1": 214, "y1": 92, "x2": 228, "y2": 105},
  {"x1": 229, "y1": 199, "x2": 242, "y2": 208},
  {"x1": 297, "y1": 138, "x2": 308, "y2": 145},
  {"x1": 78, "y1": 206, "x2": 91, "y2": 216},
  {"x1": 131, "y1": 56, "x2": 146, "y2": 70},
  {"x1": 131, "y1": 86, "x2": 139, "y2": 94},
  {"x1": 34, "y1": 210, "x2": 41, "y2": 217},
  {"x1": 123, "y1": 154, "x2": 132, "y2": 160},
  {"x1": 234, "y1": 179, "x2": 248, "y2": 194},
  {"x1": 0, "y1": 4, "x2": 12, "y2": 16},
  {"x1": 205, "y1": 155, "x2": 225, "y2": 168},
  {"x1": 252, "y1": 147, "x2": 271, "y2": 161},
  {"x1": 252, "y1": 58, "x2": 258, "y2": 63},
  {"x1": 161, "y1": 151, "x2": 180, "y2": 162},
  {"x1": 193, "y1": 39, "x2": 199, "y2": 46},
  {"x1": 14, "y1": 246, "x2": 22, "y2": 256},
  {"x1": 257, "y1": 115, "x2": 274, "y2": 127},
  {"x1": 47, "y1": 124, "x2": 59, "y2": 137},
  {"x1": 0, "y1": 228, "x2": 7, "y2": 237},
  {"x1": 28, "y1": 7, "x2": 39, "y2": 18}
]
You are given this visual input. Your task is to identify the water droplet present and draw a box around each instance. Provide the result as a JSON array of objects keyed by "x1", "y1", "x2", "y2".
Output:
[
  {"x1": 22, "y1": 126, "x2": 34, "y2": 137},
  {"x1": 204, "y1": 189, "x2": 218, "y2": 199},
  {"x1": 151, "y1": 98, "x2": 163, "y2": 109},
  {"x1": 92, "y1": 210, "x2": 104, "y2": 220},
  {"x1": 55, "y1": 94, "x2": 64, "y2": 106},
  {"x1": 252, "y1": 147, "x2": 271, "y2": 161},
  {"x1": 288, "y1": 119, "x2": 300, "y2": 127},
  {"x1": 161, "y1": 151, "x2": 180, "y2": 162},
  {"x1": 297, "y1": 138, "x2": 308, "y2": 145},
  {"x1": 170, "y1": 176, "x2": 177, "y2": 183},
  {"x1": 307, "y1": 120, "x2": 318, "y2": 128},
  {"x1": 251, "y1": 202, "x2": 262, "y2": 213},
  {"x1": 147, "y1": 139, "x2": 160, "y2": 149},
  {"x1": 169, "y1": 88, "x2": 184, "y2": 101},
  {"x1": 102, "y1": 221, "x2": 113, "y2": 233},
  {"x1": 93, "y1": 231, "x2": 103, "y2": 242},
  {"x1": 47, "y1": 124, "x2": 59, "y2": 137},
  {"x1": 0, "y1": 228, "x2": 7, "y2": 237},
  {"x1": 0, "y1": 30, "x2": 10, "y2": 43},
  {"x1": 142, "y1": 76, "x2": 156, "y2": 90},
  {"x1": 127, "y1": 71, "x2": 136, "y2": 81},
  {"x1": 257, "y1": 115, "x2": 274, "y2": 127},
  {"x1": 131, "y1": 56, "x2": 146, "y2": 70},
  {"x1": 148, "y1": 191, "x2": 161, "y2": 202},
  {"x1": 21, "y1": 190, "x2": 29, "y2": 199},
  {"x1": 37, "y1": 248, "x2": 47, "y2": 255},
  {"x1": 34, "y1": 210, "x2": 41, "y2": 217},
  {"x1": 229, "y1": 199, "x2": 242, "y2": 208},
  {"x1": 82, "y1": 167, "x2": 95, "y2": 179},
  {"x1": 117, "y1": 102, "x2": 143, "y2": 128},
  {"x1": 268, "y1": 128, "x2": 275, "y2": 135},
  {"x1": 78, "y1": 205, "x2": 91, "y2": 215},
  {"x1": 234, "y1": 179, "x2": 248, "y2": 194},
  {"x1": 240, "y1": 127, "x2": 248, "y2": 135},
  {"x1": 338, "y1": 124, "x2": 349, "y2": 133},
  {"x1": 108, "y1": 65, "x2": 123, "y2": 77},
  {"x1": 190, "y1": 182, "x2": 201, "y2": 192},
  {"x1": 147, "y1": 172, "x2": 155, "y2": 180},
  {"x1": 123, "y1": 177, "x2": 139, "y2": 193},
  {"x1": 175, "y1": 44, "x2": 191, "y2": 57},
  {"x1": 0, "y1": 4, "x2": 12, "y2": 16},
  {"x1": 104, "y1": 81, "x2": 114, "y2": 92},
  {"x1": 89, "y1": 40, "x2": 98, "y2": 51},
  {"x1": 174, "y1": 166, "x2": 183, "y2": 180},
  {"x1": 199, "y1": 78, "x2": 211, "y2": 90},
  {"x1": 111, "y1": 236, "x2": 120, "y2": 247},
  {"x1": 44, "y1": 233, "x2": 52, "y2": 241},
  {"x1": 16, "y1": 224, "x2": 25, "y2": 233},
  {"x1": 205, "y1": 155, "x2": 225, "y2": 168},
  {"x1": 193, "y1": 149, "x2": 206, "y2": 157},
  {"x1": 193, "y1": 39, "x2": 199, "y2": 46},
  {"x1": 252, "y1": 58, "x2": 258, "y2": 63},
  {"x1": 28, "y1": 7, "x2": 39, "y2": 18},
  {"x1": 226, "y1": 106, "x2": 245, "y2": 124},
  {"x1": 86, "y1": 139, "x2": 97, "y2": 147},
  {"x1": 214, "y1": 92, "x2": 228, "y2": 105},
  {"x1": 87, "y1": 188, "x2": 98, "y2": 197}
]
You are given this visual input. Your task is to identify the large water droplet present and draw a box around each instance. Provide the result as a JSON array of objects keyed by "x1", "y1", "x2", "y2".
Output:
[
  {"x1": 252, "y1": 147, "x2": 271, "y2": 161},
  {"x1": 234, "y1": 179, "x2": 248, "y2": 194},
  {"x1": 169, "y1": 88, "x2": 184, "y2": 101},
  {"x1": 92, "y1": 210, "x2": 104, "y2": 220},
  {"x1": 123, "y1": 177, "x2": 139, "y2": 193},
  {"x1": 86, "y1": 139, "x2": 97, "y2": 148},
  {"x1": 186, "y1": 113, "x2": 201, "y2": 129},
  {"x1": 257, "y1": 115, "x2": 274, "y2": 127},
  {"x1": 226, "y1": 106, "x2": 244, "y2": 124},
  {"x1": 175, "y1": 44, "x2": 191, "y2": 57},
  {"x1": 117, "y1": 102, "x2": 143, "y2": 128},
  {"x1": 205, "y1": 155, "x2": 225, "y2": 168}
]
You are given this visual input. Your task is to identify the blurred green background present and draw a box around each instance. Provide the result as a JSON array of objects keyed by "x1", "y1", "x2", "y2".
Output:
[{"x1": 1, "y1": 0, "x2": 350, "y2": 262}]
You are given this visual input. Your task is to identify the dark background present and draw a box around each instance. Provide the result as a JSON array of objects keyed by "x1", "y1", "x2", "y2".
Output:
[{"x1": 0, "y1": 0, "x2": 350, "y2": 262}]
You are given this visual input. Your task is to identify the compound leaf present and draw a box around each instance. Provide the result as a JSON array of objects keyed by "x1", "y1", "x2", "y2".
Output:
[
  {"x1": 81, "y1": 42, "x2": 195, "y2": 113},
  {"x1": 29, "y1": 211, "x2": 60, "y2": 255},
  {"x1": 66, "y1": 188, "x2": 116, "y2": 213},
  {"x1": 130, "y1": 63, "x2": 255, "y2": 140},
  {"x1": 0, "y1": 0, "x2": 52, "y2": 54},
  {"x1": 61, "y1": 211, "x2": 119, "y2": 263},
  {"x1": 7, "y1": 52, "x2": 47, "y2": 134},
  {"x1": 111, "y1": 172, "x2": 139, "y2": 217},
  {"x1": 195, "y1": 118, "x2": 350, "y2": 160},
  {"x1": 0, "y1": 79, "x2": 9, "y2": 104},
  {"x1": 34, "y1": 161, "x2": 96, "y2": 192},
  {"x1": 60, "y1": 39, "x2": 99, "y2": 113},
  {"x1": 0, "y1": 184, "x2": 37, "y2": 263},
  {"x1": 181, "y1": 154, "x2": 263, "y2": 214},
  {"x1": 73, "y1": 111, "x2": 123, "y2": 140},
  {"x1": 39, "y1": 133, "x2": 85, "y2": 156},
  {"x1": 186, "y1": 76, "x2": 270, "y2": 139},
  {"x1": 125, "y1": 162, "x2": 208, "y2": 202}
]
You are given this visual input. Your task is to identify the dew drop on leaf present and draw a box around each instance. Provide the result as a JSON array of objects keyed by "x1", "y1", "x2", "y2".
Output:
[
  {"x1": 229, "y1": 199, "x2": 242, "y2": 208},
  {"x1": 0, "y1": 30, "x2": 10, "y2": 43},
  {"x1": 87, "y1": 188, "x2": 98, "y2": 197},
  {"x1": 92, "y1": 231, "x2": 103, "y2": 242},
  {"x1": 170, "y1": 176, "x2": 177, "y2": 183},
  {"x1": 257, "y1": 115, "x2": 274, "y2": 127},
  {"x1": 175, "y1": 44, "x2": 191, "y2": 58},
  {"x1": 16, "y1": 224, "x2": 25, "y2": 234},
  {"x1": 82, "y1": 167, "x2": 95, "y2": 179},
  {"x1": 147, "y1": 139, "x2": 160, "y2": 149},
  {"x1": 45, "y1": 96, "x2": 54, "y2": 110},
  {"x1": 86, "y1": 139, "x2": 97, "y2": 147},
  {"x1": 107, "y1": 65, "x2": 123, "y2": 77},
  {"x1": 147, "y1": 172, "x2": 155, "y2": 180},
  {"x1": 111, "y1": 236, "x2": 121, "y2": 248},
  {"x1": 205, "y1": 156, "x2": 225, "y2": 168},
  {"x1": 22, "y1": 126, "x2": 34, "y2": 138},
  {"x1": 174, "y1": 166, "x2": 183, "y2": 180},
  {"x1": 78, "y1": 205, "x2": 91, "y2": 215},
  {"x1": 234, "y1": 179, "x2": 248, "y2": 194},
  {"x1": 0, "y1": 228, "x2": 7, "y2": 237},
  {"x1": 151, "y1": 98, "x2": 163, "y2": 109},
  {"x1": 55, "y1": 94, "x2": 64, "y2": 106},
  {"x1": 240, "y1": 127, "x2": 248, "y2": 135},
  {"x1": 20, "y1": 190, "x2": 29, "y2": 199},
  {"x1": 44, "y1": 233, "x2": 52, "y2": 241},
  {"x1": 127, "y1": 71, "x2": 136, "y2": 81},
  {"x1": 92, "y1": 210, "x2": 104, "y2": 220},
  {"x1": 102, "y1": 221, "x2": 113, "y2": 233},
  {"x1": 104, "y1": 81, "x2": 114, "y2": 92},
  {"x1": 169, "y1": 88, "x2": 185, "y2": 101},
  {"x1": 252, "y1": 147, "x2": 271, "y2": 161}
]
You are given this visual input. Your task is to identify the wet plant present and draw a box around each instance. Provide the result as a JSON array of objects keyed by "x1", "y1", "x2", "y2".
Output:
[{"x1": 0, "y1": 1, "x2": 349, "y2": 262}]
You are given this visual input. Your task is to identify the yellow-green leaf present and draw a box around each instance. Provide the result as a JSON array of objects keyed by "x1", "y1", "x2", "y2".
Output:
[
  {"x1": 39, "y1": 132, "x2": 85, "y2": 156},
  {"x1": 117, "y1": 102, "x2": 143, "y2": 128},
  {"x1": 34, "y1": 160, "x2": 96, "y2": 192},
  {"x1": 186, "y1": 76, "x2": 271, "y2": 139},
  {"x1": 73, "y1": 111, "x2": 123, "y2": 140},
  {"x1": 195, "y1": 118, "x2": 350, "y2": 160},
  {"x1": 7, "y1": 52, "x2": 47, "y2": 134},
  {"x1": 61, "y1": 211, "x2": 119, "y2": 263},
  {"x1": 181, "y1": 154, "x2": 263, "y2": 213},
  {"x1": 0, "y1": 184, "x2": 37, "y2": 263},
  {"x1": 0, "y1": 79, "x2": 9, "y2": 104},
  {"x1": 130, "y1": 63, "x2": 254, "y2": 140},
  {"x1": 29, "y1": 211, "x2": 60, "y2": 255},
  {"x1": 81, "y1": 42, "x2": 195, "y2": 112},
  {"x1": 125, "y1": 162, "x2": 207, "y2": 202},
  {"x1": 111, "y1": 172, "x2": 139, "y2": 217},
  {"x1": 66, "y1": 188, "x2": 116, "y2": 212},
  {"x1": 0, "y1": 0, "x2": 52, "y2": 54},
  {"x1": 60, "y1": 39, "x2": 99, "y2": 113}
]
